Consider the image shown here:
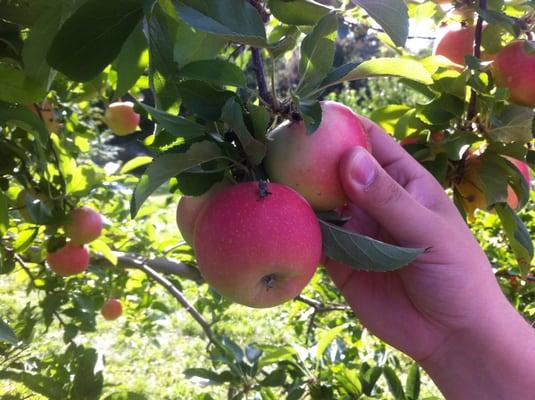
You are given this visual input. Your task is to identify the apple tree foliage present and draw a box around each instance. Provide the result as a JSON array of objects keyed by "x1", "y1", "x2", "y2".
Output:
[{"x1": 0, "y1": 0, "x2": 534, "y2": 398}]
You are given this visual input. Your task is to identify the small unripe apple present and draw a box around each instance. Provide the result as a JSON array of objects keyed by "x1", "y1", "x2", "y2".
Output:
[
  {"x1": 492, "y1": 41, "x2": 535, "y2": 107},
  {"x1": 176, "y1": 182, "x2": 229, "y2": 246},
  {"x1": 104, "y1": 101, "x2": 140, "y2": 135},
  {"x1": 47, "y1": 243, "x2": 90, "y2": 277},
  {"x1": 194, "y1": 182, "x2": 322, "y2": 308},
  {"x1": 433, "y1": 25, "x2": 476, "y2": 66},
  {"x1": 265, "y1": 101, "x2": 369, "y2": 211},
  {"x1": 101, "y1": 299, "x2": 123, "y2": 320},
  {"x1": 64, "y1": 207, "x2": 103, "y2": 244},
  {"x1": 455, "y1": 159, "x2": 488, "y2": 215}
]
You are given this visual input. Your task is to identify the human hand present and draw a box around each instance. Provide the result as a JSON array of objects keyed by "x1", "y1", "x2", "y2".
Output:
[{"x1": 324, "y1": 117, "x2": 535, "y2": 399}]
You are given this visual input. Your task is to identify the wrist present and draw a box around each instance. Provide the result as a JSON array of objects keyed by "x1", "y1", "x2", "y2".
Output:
[{"x1": 420, "y1": 295, "x2": 535, "y2": 399}]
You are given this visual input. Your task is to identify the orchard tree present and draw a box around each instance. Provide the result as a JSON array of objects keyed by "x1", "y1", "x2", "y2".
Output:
[{"x1": 0, "y1": 0, "x2": 534, "y2": 399}]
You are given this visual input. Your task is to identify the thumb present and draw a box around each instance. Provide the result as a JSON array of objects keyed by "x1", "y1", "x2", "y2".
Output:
[{"x1": 339, "y1": 147, "x2": 440, "y2": 247}]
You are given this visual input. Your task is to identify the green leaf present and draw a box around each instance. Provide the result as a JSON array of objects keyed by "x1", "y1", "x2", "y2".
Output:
[
  {"x1": 70, "y1": 347, "x2": 103, "y2": 399},
  {"x1": 351, "y1": 0, "x2": 408, "y2": 47},
  {"x1": 405, "y1": 363, "x2": 421, "y2": 400},
  {"x1": 0, "y1": 191, "x2": 7, "y2": 235},
  {"x1": 14, "y1": 228, "x2": 39, "y2": 253},
  {"x1": 0, "y1": 318, "x2": 17, "y2": 345},
  {"x1": 258, "y1": 346, "x2": 297, "y2": 366},
  {"x1": 146, "y1": 4, "x2": 181, "y2": 112},
  {"x1": 184, "y1": 368, "x2": 234, "y2": 383},
  {"x1": 383, "y1": 366, "x2": 406, "y2": 400},
  {"x1": 268, "y1": 0, "x2": 331, "y2": 25},
  {"x1": 178, "y1": 80, "x2": 235, "y2": 121},
  {"x1": 179, "y1": 59, "x2": 246, "y2": 87},
  {"x1": 90, "y1": 240, "x2": 118, "y2": 266},
  {"x1": 0, "y1": 64, "x2": 46, "y2": 104},
  {"x1": 320, "y1": 58, "x2": 433, "y2": 92},
  {"x1": 294, "y1": 97, "x2": 322, "y2": 133},
  {"x1": 0, "y1": 102, "x2": 48, "y2": 153},
  {"x1": 488, "y1": 105, "x2": 534, "y2": 143},
  {"x1": 319, "y1": 219, "x2": 425, "y2": 271},
  {"x1": 0, "y1": 370, "x2": 67, "y2": 398},
  {"x1": 139, "y1": 103, "x2": 207, "y2": 140},
  {"x1": 115, "y1": 24, "x2": 147, "y2": 97},
  {"x1": 175, "y1": 0, "x2": 267, "y2": 47},
  {"x1": 496, "y1": 204, "x2": 534, "y2": 278},
  {"x1": 316, "y1": 324, "x2": 346, "y2": 360},
  {"x1": 120, "y1": 156, "x2": 153, "y2": 174},
  {"x1": 297, "y1": 12, "x2": 338, "y2": 96},
  {"x1": 22, "y1": 3, "x2": 64, "y2": 90},
  {"x1": 131, "y1": 141, "x2": 224, "y2": 217},
  {"x1": 47, "y1": 0, "x2": 144, "y2": 81},
  {"x1": 370, "y1": 104, "x2": 411, "y2": 133},
  {"x1": 221, "y1": 98, "x2": 266, "y2": 165},
  {"x1": 174, "y1": 21, "x2": 226, "y2": 68}
]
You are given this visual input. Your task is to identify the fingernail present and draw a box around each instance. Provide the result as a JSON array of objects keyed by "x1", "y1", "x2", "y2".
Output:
[{"x1": 350, "y1": 149, "x2": 377, "y2": 187}]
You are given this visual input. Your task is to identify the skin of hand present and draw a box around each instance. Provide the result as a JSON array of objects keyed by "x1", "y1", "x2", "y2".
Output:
[{"x1": 325, "y1": 117, "x2": 535, "y2": 399}]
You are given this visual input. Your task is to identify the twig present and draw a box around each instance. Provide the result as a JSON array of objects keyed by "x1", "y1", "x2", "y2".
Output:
[
  {"x1": 138, "y1": 264, "x2": 218, "y2": 344},
  {"x1": 246, "y1": 0, "x2": 269, "y2": 23},
  {"x1": 295, "y1": 295, "x2": 351, "y2": 312},
  {"x1": 467, "y1": 0, "x2": 487, "y2": 120},
  {"x1": 250, "y1": 48, "x2": 275, "y2": 109}
]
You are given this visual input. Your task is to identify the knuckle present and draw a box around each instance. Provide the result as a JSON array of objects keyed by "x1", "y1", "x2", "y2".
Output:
[{"x1": 368, "y1": 176, "x2": 403, "y2": 208}]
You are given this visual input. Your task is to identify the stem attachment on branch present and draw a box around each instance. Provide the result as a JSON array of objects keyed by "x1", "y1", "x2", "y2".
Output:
[{"x1": 250, "y1": 48, "x2": 275, "y2": 110}]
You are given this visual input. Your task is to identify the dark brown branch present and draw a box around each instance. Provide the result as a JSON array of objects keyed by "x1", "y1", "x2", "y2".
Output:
[
  {"x1": 295, "y1": 295, "x2": 351, "y2": 312},
  {"x1": 250, "y1": 48, "x2": 275, "y2": 109},
  {"x1": 138, "y1": 263, "x2": 218, "y2": 344},
  {"x1": 467, "y1": 0, "x2": 487, "y2": 120}
]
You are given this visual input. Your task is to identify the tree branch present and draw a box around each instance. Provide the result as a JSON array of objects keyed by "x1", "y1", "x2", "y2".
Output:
[
  {"x1": 250, "y1": 48, "x2": 275, "y2": 109},
  {"x1": 467, "y1": 0, "x2": 487, "y2": 120},
  {"x1": 138, "y1": 263, "x2": 218, "y2": 344}
]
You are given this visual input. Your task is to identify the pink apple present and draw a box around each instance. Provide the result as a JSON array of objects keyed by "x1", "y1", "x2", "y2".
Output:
[
  {"x1": 264, "y1": 101, "x2": 369, "y2": 211},
  {"x1": 492, "y1": 41, "x2": 535, "y2": 107},
  {"x1": 194, "y1": 182, "x2": 322, "y2": 308},
  {"x1": 104, "y1": 101, "x2": 140, "y2": 135},
  {"x1": 433, "y1": 25, "x2": 476, "y2": 66},
  {"x1": 101, "y1": 299, "x2": 123, "y2": 320},
  {"x1": 47, "y1": 243, "x2": 90, "y2": 276},
  {"x1": 64, "y1": 207, "x2": 103, "y2": 244},
  {"x1": 504, "y1": 156, "x2": 531, "y2": 209}
]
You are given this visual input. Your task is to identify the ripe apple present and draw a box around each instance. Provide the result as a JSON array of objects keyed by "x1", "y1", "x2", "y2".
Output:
[
  {"x1": 504, "y1": 156, "x2": 531, "y2": 210},
  {"x1": 47, "y1": 243, "x2": 90, "y2": 277},
  {"x1": 456, "y1": 156, "x2": 531, "y2": 214},
  {"x1": 492, "y1": 41, "x2": 535, "y2": 107},
  {"x1": 264, "y1": 101, "x2": 369, "y2": 211},
  {"x1": 455, "y1": 159, "x2": 487, "y2": 215},
  {"x1": 194, "y1": 182, "x2": 322, "y2": 308},
  {"x1": 64, "y1": 207, "x2": 103, "y2": 244},
  {"x1": 433, "y1": 24, "x2": 476, "y2": 66},
  {"x1": 400, "y1": 134, "x2": 424, "y2": 146},
  {"x1": 176, "y1": 182, "x2": 229, "y2": 246},
  {"x1": 101, "y1": 299, "x2": 123, "y2": 320},
  {"x1": 104, "y1": 101, "x2": 140, "y2": 135}
]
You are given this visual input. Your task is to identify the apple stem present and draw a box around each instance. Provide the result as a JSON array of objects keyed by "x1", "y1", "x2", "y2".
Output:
[
  {"x1": 467, "y1": 0, "x2": 487, "y2": 120},
  {"x1": 257, "y1": 180, "x2": 272, "y2": 199}
]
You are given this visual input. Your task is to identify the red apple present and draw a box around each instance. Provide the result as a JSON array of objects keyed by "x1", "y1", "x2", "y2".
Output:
[
  {"x1": 64, "y1": 207, "x2": 103, "y2": 244},
  {"x1": 504, "y1": 156, "x2": 531, "y2": 209},
  {"x1": 433, "y1": 24, "x2": 476, "y2": 66},
  {"x1": 264, "y1": 101, "x2": 369, "y2": 211},
  {"x1": 101, "y1": 299, "x2": 123, "y2": 320},
  {"x1": 176, "y1": 182, "x2": 229, "y2": 246},
  {"x1": 104, "y1": 101, "x2": 140, "y2": 135},
  {"x1": 194, "y1": 182, "x2": 322, "y2": 308},
  {"x1": 492, "y1": 41, "x2": 535, "y2": 107},
  {"x1": 47, "y1": 243, "x2": 90, "y2": 277}
]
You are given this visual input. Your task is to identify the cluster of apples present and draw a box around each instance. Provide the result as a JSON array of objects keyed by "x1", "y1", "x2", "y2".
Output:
[
  {"x1": 432, "y1": 10, "x2": 534, "y2": 214},
  {"x1": 42, "y1": 207, "x2": 122, "y2": 320},
  {"x1": 176, "y1": 101, "x2": 370, "y2": 308}
]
